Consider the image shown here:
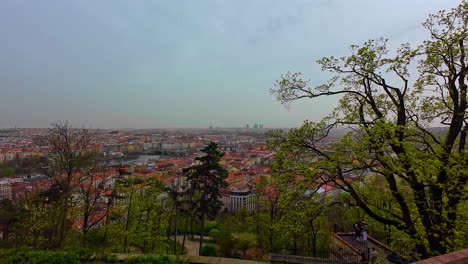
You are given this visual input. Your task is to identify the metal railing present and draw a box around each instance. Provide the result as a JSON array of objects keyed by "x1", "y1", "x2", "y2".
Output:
[{"x1": 269, "y1": 247, "x2": 360, "y2": 264}]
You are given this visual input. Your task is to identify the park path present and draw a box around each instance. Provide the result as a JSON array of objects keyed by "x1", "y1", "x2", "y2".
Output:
[
  {"x1": 176, "y1": 235, "x2": 201, "y2": 256},
  {"x1": 175, "y1": 235, "x2": 215, "y2": 256}
]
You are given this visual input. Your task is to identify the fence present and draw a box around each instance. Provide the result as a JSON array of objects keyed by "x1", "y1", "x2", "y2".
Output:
[{"x1": 269, "y1": 247, "x2": 360, "y2": 264}]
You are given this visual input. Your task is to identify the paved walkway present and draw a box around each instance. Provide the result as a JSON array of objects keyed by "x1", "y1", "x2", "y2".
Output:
[{"x1": 176, "y1": 235, "x2": 200, "y2": 256}]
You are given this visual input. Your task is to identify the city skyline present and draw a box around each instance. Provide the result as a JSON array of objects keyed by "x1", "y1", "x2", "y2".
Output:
[{"x1": 0, "y1": 0, "x2": 459, "y2": 129}]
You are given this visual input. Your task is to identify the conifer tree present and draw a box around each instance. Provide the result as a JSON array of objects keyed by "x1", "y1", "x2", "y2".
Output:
[{"x1": 183, "y1": 142, "x2": 228, "y2": 256}]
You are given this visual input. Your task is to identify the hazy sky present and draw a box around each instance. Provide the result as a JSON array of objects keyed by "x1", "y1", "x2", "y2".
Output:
[{"x1": 0, "y1": 0, "x2": 461, "y2": 129}]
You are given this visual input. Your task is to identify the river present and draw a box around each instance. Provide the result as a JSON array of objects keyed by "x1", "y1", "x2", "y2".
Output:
[{"x1": 102, "y1": 154, "x2": 169, "y2": 167}]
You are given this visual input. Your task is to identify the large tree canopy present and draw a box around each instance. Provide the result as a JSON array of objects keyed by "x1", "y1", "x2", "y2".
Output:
[{"x1": 269, "y1": 1, "x2": 467, "y2": 257}]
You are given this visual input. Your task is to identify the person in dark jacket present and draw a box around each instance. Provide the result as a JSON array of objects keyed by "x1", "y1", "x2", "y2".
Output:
[{"x1": 353, "y1": 221, "x2": 362, "y2": 240}]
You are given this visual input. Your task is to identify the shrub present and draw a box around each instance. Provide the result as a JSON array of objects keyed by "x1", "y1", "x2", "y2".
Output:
[
  {"x1": 9, "y1": 250, "x2": 79, "y2": 264},
  {"x1": 62, "y1": 246, "x2": 94, "y2": 261},
  {"x1": 0, "y1": 247, "x2": 120, "y2": 264},
  {"x1": 208, "y1": 228, "x2": 220, "y2": 239},
  {"x1": 100, "y1": 253, "x2": 120, "y2": 263},
  {"x1": 124, "y1": 255, "x2": 187, "y2": 264},
  {"x1": 232, "y1": 232, "x2": 257, "y2": 256},
  {"x1": 216, "y1": 231, "x2": 235, "y2": 257},
  {"x1": 201, "y1": 244, "x2": 216, "y2": 257}
]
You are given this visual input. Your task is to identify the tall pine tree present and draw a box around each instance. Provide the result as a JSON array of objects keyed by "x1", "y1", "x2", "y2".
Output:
[{"x1": 183, "y1": 142, "x2": 228, "y2": 256}]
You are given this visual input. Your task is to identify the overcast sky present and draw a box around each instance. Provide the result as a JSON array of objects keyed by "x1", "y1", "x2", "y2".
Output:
[{"x1": 0, "y1": 0, "x2": 461, "y2": 129}]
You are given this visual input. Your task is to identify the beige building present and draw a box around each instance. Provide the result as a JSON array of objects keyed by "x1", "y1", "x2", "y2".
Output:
[{"x1": 221, "y1": 184, "x2": 255, "y2": 213}]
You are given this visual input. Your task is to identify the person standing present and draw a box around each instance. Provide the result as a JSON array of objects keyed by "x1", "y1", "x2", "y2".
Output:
[
  {"x1": 362, "y1": 230, "x2": 368, "y2": 241},
  {"x1": 354, "y1": 221, "x2": 362, "y2": 240},
  {"x1": 360, "y1": 221, "x2": 368, "y2": 242}
]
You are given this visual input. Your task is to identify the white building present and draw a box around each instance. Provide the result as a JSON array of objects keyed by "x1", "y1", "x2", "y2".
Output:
[
  {"x1": 0, "y1": 179, "x2": 12, "y2": 200},
  {"x1": 221, "y1": 185, "x2": 255, "y2": 213}
]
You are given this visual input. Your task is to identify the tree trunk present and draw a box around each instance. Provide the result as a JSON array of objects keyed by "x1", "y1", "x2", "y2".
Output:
[
  {"x1": 269, "y1": 204, "x2": 275, "y2": 252},
  {"x1": 199, "y1": 214, "x2": 205, "y2": 256},
  {"x1": 82, "y1": 228, "x2": 88, "y2": 248},
  {"x1": 293, "y1": 234, "x2": 297, "y2": 256},
  {"x1": 174, "y1": 204, "x2": 178, "y2": 255},
  {"x1": 190, "y1": 216, "x2": 194, "y2": 240},
  {"x1": 58, "y1": 189, "x2": 70, "y2": 248},
  {"x1": 103, "y1": 199, "x2": 112, "y2": 242},
  {"x1": 312, "y1": 231, "x2": 317, "y2": 257},
  {"x1": 269, "y1": 226, "x2": 273, "y2": 252},
  {"x1": 142, "y1": 206, "x2": 153, "y2": 253},
  {"x1": 123, "y1": 191, "x2": 134, "y2": 253},
  {"x1": 82, "y1": 207, "x2": 90, "y2": 247},
  {"x1": 2, "y1": 226, "x2": 9, "y2": 242},
  {"x1": 181, "y1": 216, "x2": 188, "y2": 255},
  {"x1": 256, "y1": 205, "x2": 260, "y2": 236}
]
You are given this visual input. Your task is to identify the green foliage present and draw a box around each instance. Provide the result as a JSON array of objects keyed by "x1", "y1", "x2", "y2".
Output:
[
  {"x1": 183, "y1": 142, "x2": 228, "y2": 255},
  {"x1": 15, "y1": 251, "x2": 79, "y2": 264},
  {"x1": 0, "y1": 248, "x2": 185, "y2": 264},
  {"x1": 123, "y1": 255, "x2": 187, "y2": 264},
  {"x1": 0, "y1": 167, "x2": 14, "y2": 177},
  {"x1": 0, "y1": 248, "x2": 79, "y2": 264},
  {"x1": 233, "y1": 233, "x2": 257, "y2": 256},
  {"x1": 208, "y1": 228, "x2": 220, "y2": 238},
  {"x1": 269, "y1": 1, "x2": 468, "y2": 257},
  {"x1": 64, "y1": 247, "x2": 93, "y2": 261},
  {"x1": 274, "y1": 190, "x2": 326, "y2": 252},
  {"x1": 0, "y1": 198, "x2": 18, "y2": 246},
  {"x1": 11, "y1": 194, "x2": 64, "y2": 249},
  {"x1": 203, "y1": 221, "x2": 218, "y2": 233},
  {"x1": 184, "y1": 142, "x2": 228, "y2": 217},
  {"x1": 201, "y1": 244, "x2": 216, "y2": 256},
  {"x1": 106, "y1": 178, "x2": 170, "y2": 254},
  {"x1": 102, "y1": 254, "x2": 120, "y2": 264},
  {"x1": 213, "y1": 229, "x2": 236, "y2": 257}
]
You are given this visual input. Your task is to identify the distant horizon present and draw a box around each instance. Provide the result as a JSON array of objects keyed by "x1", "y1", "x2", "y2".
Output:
[
  {"x1": 0, "y1": 125, "x2": 450, "y2": 131},
  {"x1": 0, "y1": 125, "x2": 289, "y2": 130}
]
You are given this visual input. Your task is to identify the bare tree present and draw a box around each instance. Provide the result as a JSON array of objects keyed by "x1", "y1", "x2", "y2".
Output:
[{"x1": 36, "y1": 121, "x2": 99, "y2": 247}]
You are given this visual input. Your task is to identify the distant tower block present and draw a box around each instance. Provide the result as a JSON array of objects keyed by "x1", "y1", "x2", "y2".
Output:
[{"x1": 246, "y1": 124, "x2": 249, "y2": 129}]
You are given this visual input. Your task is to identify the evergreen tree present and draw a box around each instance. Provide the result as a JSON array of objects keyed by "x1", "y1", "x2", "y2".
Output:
[{"x1": 183, "y1": 142, "x2": 228, "y2": 256}]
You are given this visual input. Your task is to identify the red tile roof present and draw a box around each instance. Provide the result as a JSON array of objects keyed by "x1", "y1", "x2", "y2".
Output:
[{"x1": 414, "y1": 249, "x2": 468, "y2": 264}]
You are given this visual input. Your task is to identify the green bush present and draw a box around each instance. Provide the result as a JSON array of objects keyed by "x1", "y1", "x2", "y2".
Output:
[
  {"x1": 0, "y1": 248, "x2": 29, "y2": 264},
  {"x1": 124, "y1": 255, "x2": 187, "y2": 264},
  {"x1": 9, "y1": 250, "x2": 79, "y2": 264},
  {"x1": 208, "y1": 229, "x2": 220, "y2": 239},
  {"x1": 201, "y1": 244, "x2": 216, "y2": 257},
  {"x1": 0, "y1": 247, "x2": 123, "y2": 264},
  {"x1": 103, "y1": 254, "x2": 120, "y2": 263},
  {"x1": 216, "y1": 231, "x2": 235, "y2": 257},
  {"x1": 62, "y1": 246, "x2": 94, "y2": 261},
  {"x1": 203, "y1": 221, "x2": 218, "y2": 233},
  {"x1": 0, "y1": 247, "x2": 188, "y2": 264}
]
